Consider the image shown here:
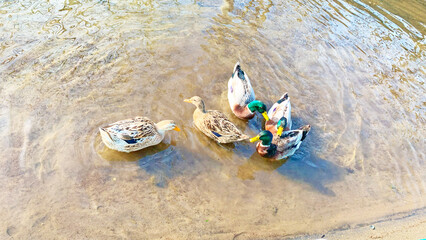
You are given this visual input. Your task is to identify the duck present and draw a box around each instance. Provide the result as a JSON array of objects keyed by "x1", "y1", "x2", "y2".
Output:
[
  {"x1": 184, "y1": 96, "x2": 249, "y2": 143},
  {"x1": 265, "y1": 93, "x2": 292, "y2": 136},
  {"x1": 99, "y1": 117, "x2": 180, "y2": 153},
  {"x1": 249, "y1": 125, "x2": 310, "y2": 160},
  {"x1": 227, "y1": 62, "x2": 269, "y2": 121}
]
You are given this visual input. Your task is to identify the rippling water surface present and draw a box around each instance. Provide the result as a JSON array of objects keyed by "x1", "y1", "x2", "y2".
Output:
[{"x1": 0, "y1": 0, "x2": 425, "y2": 238}]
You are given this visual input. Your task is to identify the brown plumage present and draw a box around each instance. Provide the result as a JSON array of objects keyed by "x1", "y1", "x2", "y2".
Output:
[
  {"x1": 184, "y1": 96, "x2": 249, "y2": 143},
  {"x1": 99, "y1": 117, "x2": 180, "y2": 153}
]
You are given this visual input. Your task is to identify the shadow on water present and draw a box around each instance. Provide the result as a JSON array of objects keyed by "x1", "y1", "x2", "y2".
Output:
[
  {"x1": 97, "y1": 140, "x2": 203, "y2": 188},
  {"x1": 96, "y1": 135, "x2": 193, "y2": 188},
  {"x1": 238, "y1": 118, "x2": 346, "y2": 196},
  {"x1": 98, "y1": 142, "x2": 205, "y2": 188},
  {"x1": 137, "y1": 146, "x2": 187, "y2": 188},
  {"x1": 134, "y1": 143, "x2": 229, "y2": 188},
  {"x1": 276, "y1": 151, "x2": 345, "y2": 196},
  {"x1": 286, "y1": 120, "x2": 346, "y2": 197}
]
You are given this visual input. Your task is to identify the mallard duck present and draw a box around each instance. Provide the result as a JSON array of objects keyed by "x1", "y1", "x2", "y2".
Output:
[
  {"x1": 249, "y1": 125, "x2": 310, "y2": 160},
  {"x1": 265, "y1": 93, "x2": 292, "y2": 136},
  {"x1": 184, "y1": 96, "x2": 249, "y2": 143},
  {"x1": 99, "y1": 117, "x2": 180, "y2": 153},
  {"x1": 227, "y1": 62, "x2": 269, "y2": 120}
]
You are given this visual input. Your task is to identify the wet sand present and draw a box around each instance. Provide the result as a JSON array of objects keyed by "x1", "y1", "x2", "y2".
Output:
[{"x1": 295, "y1": 208, "x2": 426, "y2": 240}]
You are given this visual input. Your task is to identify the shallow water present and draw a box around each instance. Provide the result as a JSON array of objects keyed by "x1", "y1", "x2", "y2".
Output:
[{"x1": 0, "y1": 0, "x2": 425, "y2": 238}]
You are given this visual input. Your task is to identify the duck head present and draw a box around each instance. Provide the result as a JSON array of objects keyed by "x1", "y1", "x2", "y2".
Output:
[
  {"x1": 184, "y1": 96, "x2": 206, "y2": 112},
  {"x1": 156, "y1": 120, "x2": 180, "y2": 132},
  {"x1": 250, "y1": 130, "x2": 273, "y2": 146},
  {"x1": 247, "y1": 100, "x2": 269, "y2": 121},
  {"x1": 276, "y1": 117, "x2": 288, "y2": 136}
]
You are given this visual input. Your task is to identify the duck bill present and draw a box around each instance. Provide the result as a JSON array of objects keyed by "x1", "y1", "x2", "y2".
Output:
[
  {"x1": 262, "y1": 112, "x2": 270, "y2": 121},
  {"x1": 173, "y1": 126, "x2": 181, "y2": 132},
  {"x1": 249, "y1": 135, "x2": 260, "y2": 143},
  {"x1": 183, "y1": 99, "x2": 191, "y2": 103},
  {"x1": 277, "y1": 126, "x2": 283, "y2": 136}
]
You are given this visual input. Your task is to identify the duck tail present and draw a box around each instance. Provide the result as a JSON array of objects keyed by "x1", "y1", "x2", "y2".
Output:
[
  {"x1": 232, "y1": 61, "x2": 240, "y2": 76},
  {"x1": 99, "y1": 127, "x2": 113, "y2": 141},
  {"x1": 99, "y1": 127, "x2": 106, "y2": 134},
  {"x1": 240, "y1": 134, "x2": 250, "y2": 140},
  {"x1": 277, "y1": 92, "x2": 289, "y2": 103},
  {"x1": 233, "y1": 61, "x2": 240, "y2": 71},
  {"x1": 300, "y1": 125, "x2": 311, "y2": 141},
  {"x1": 232, "y1": 62, "x2": 246, "y2": 80}
]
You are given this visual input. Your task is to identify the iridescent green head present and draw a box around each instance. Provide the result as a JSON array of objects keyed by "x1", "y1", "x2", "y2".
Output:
[
  {"x1": 277, "y1": 117, "x2": 287, "y2": 128},
  {"x1": 250, "y1": 130, "x2": 273, "y2": 146},
  {"x1": 277, "y1": 117, "x2": 287, "y2": 136},
  {"x1": 248, "y1": 100, "x2": 266, "y2": 113},
  {"x1": 248, "y1": 100, "x2": 269, "y2": 120}
]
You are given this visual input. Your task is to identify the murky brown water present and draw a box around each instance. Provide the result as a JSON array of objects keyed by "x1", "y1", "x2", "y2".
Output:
[{"x1": 0, "y1": 0, "x2": 425, "y2": 238}]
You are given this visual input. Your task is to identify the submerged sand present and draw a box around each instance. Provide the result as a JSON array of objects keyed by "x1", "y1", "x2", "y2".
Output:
[{"x1": 0, "y1": 0, "x2": 425, "y2": 239}]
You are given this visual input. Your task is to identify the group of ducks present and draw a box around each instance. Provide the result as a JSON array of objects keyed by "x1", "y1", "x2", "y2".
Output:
[{"x1": 99, "y1": 62, "x2": 310, "y2": 161}]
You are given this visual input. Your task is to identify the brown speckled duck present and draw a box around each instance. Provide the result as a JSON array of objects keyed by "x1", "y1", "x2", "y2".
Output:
[
  {"x1": 184, "y1": 96, "x2": 249, "y2": 143},
  {"x1": 99, "y1": 117, "x2": 180, "y2": 153}
]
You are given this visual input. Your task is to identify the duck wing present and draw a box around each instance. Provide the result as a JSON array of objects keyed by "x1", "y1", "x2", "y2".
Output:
[
  {"x1": 101, "y1": 117, "x2": 158, "y2": 141},
  {"x1": 203, "y1": 110, "x2": 248, "y2": 139},
  {"x1": 273, "y1": 125, "x2": 309, "y2": 158},
  {"x1": 274, "y1": 129, "x2": 303, "y2": 152}
]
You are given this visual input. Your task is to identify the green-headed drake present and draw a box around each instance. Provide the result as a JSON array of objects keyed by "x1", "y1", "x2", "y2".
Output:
[
  {"x1": 227, "y1": 62, "x2": 269, "y2": 121},
  {"x1": 250, "y1": 125, "x2": 310, "y2": 160},
  {"x1": 266, "y1": 93, "x2": 292, "y2": 136}
]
